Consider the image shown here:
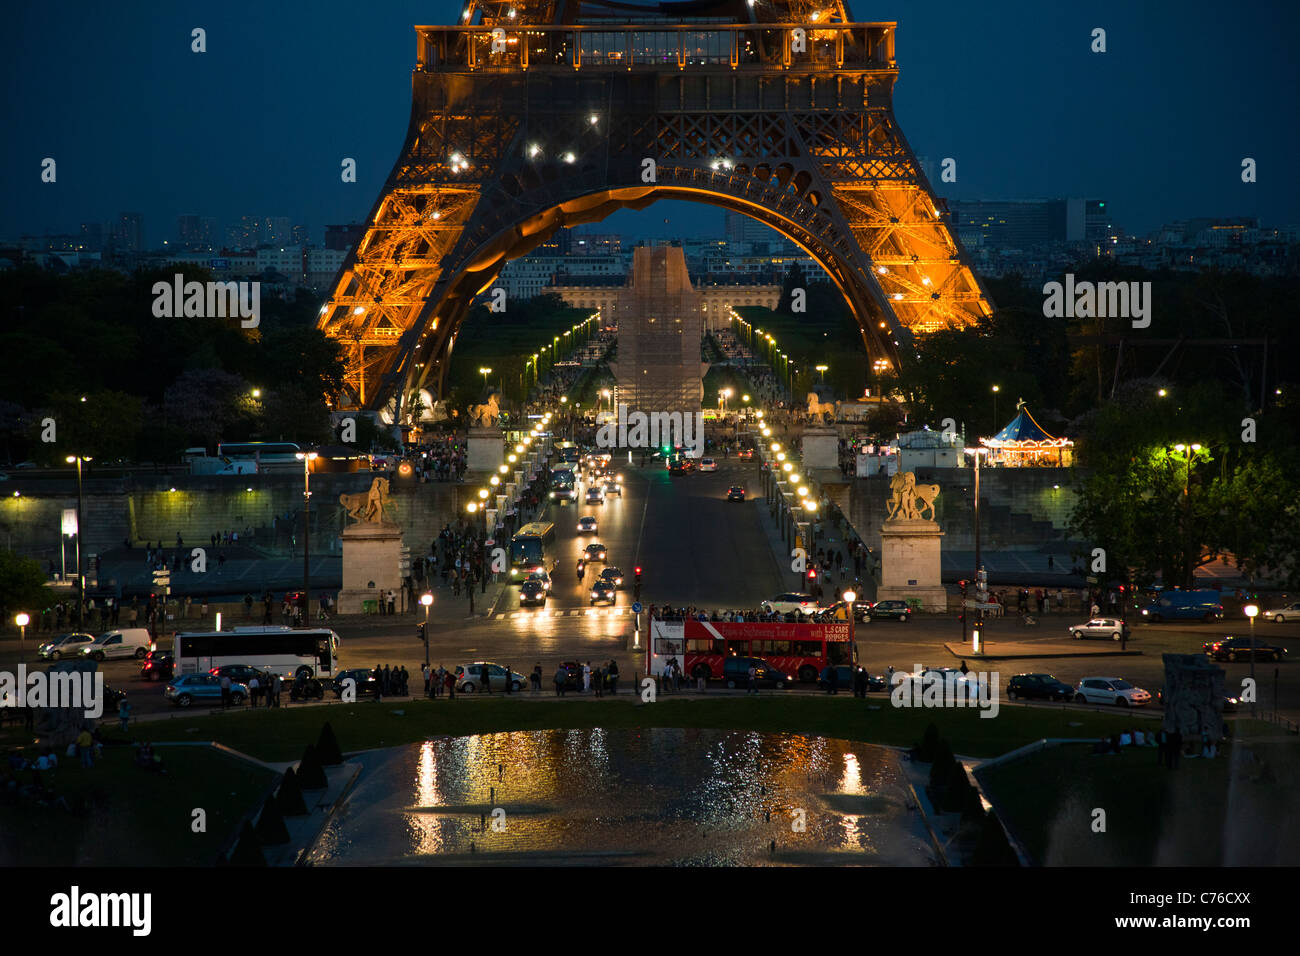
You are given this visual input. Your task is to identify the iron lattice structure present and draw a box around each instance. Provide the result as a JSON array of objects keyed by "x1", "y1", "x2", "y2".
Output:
[{"x1": 319, "y1": 0, "x2": 993, "y2": 413}]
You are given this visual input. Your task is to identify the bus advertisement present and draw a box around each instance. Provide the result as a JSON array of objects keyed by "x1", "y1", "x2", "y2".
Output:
[
  {"x1": 510, "y1": 521, "x2": 555, "y2": 580},
  {"x1": 174, "y1": 626, "x2": 340, "y2": 680},
  {"x1": 648, "y1": 618, "x2": 854, "y2": 684}
]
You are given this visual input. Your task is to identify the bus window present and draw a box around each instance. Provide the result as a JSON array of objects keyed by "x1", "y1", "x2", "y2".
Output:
[
  {"x1": 828, "y1": 642, "x2": 849, "y2": 664},
  {"x1": 771, "y1": 640, "x2": 792, "y2": 655},
  {"x1": 686, "y1": 639, "x2": 713, "y2": 653}
]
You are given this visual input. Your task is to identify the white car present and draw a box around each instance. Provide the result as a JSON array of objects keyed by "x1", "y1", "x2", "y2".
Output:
[
  {"x1": 760, "y1": 593, "x2": 821, "y2": 617},
  {"x1": 1070, "y1": 617, "x2": 1129, "y2": 641},
  {"x1": 698, "y1": 458, "x2": 718, "y2": 472},
  {"x1": 1074, "y1": 676, "x2": 1151, "y2": 707},
  {"x1": 892, "y1": 667, "x2": 989, "y2": 699},
  {"x1": 576, "y1": 516, "x2": 598, "y2": 534},
  {"x1": 1262, "y1": 602, "x2": 1300, "y2": 623}
]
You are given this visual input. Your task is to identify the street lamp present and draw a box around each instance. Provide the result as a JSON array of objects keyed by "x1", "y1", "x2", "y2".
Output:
[
  {"x1": 479, "y1": 367, "x2": 492, "y2": 391},
  {"x1": 295, "y1": 451, "x2": 319, "y2": 623},
  {"x1": 15, "y1": 612, "x2": 29, "y2": 663},
  {"x1": 991, "y1": 384, "x2": 1001, "y2": 425},
  {"x1": 1244, "y1": 603, "x2": 1258, "y2": 718},
  {"x1": 65, "y1": 454, "x2": 91, "y2": 628},
  {"x1": 815, "y1": 364, "x2": 828, "y2": 384},
  {"x1": 420, "y1": 592, "x2": 434, "y2": 667}
]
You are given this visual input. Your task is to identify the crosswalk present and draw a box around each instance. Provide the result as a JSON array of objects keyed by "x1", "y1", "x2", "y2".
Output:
[{"x1": 494, "y1": 607, "x2": 633, "y2": 620}]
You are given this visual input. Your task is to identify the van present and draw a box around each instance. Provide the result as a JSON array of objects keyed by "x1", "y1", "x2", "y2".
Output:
[
  {"x1": 80, "y1": 628, "x2": 153, "y2": 661},
  {"x1": 1139, "y1": 589, "x2": 1222, "y2": 623}
]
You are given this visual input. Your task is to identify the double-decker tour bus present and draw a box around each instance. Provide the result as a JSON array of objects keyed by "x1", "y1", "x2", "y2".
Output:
[
  {"x1": 510, "y1": 521, "x2": 556, "y2": 580},
  {"x1": 648, "y1": 616, "x2": 854, "y2": 684},
  {"x1": 173, "y1": 625, "x2": 341, "y2": 680}
]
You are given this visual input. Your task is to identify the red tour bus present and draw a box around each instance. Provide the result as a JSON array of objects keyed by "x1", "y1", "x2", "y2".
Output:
[{"x1": 648, "y1": 618, "x2": 855, "y2": 684}]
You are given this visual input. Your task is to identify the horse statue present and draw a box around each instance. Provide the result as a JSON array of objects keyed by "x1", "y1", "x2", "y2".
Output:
[
  {"x1": 467, "y1": 394, "x2": 500, "y2": 427},
  {"x1": 339, "y1": 477, "x2": 393, "y2": 525},
  {"x1": 886, "y1": 471, "x2": 940, "y2": 521}
]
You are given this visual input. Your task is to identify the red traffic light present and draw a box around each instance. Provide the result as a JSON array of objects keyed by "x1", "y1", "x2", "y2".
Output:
[
  {"x1": 808, "y1": 570, "x2": 817, "y2": 579},
  {"x1": 635, "y1": 567, "x2": 642, "y2": 575}
]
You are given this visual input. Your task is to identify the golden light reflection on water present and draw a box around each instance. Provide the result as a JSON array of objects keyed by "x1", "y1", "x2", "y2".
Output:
[{"x1": 313, "y1": 730, "x2": 932, "y2": 867}]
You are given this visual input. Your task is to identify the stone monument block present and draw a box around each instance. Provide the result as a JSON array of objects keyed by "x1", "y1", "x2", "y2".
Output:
[
  {"x1": 1161, "y1": 653, "x2": 1227, "y2": 738},
  {"x1": 801, "y1": 427, "x2": 839, "y2": 471},
  {"x1": 466, "y1": 426, "x2": 504, "y2": 475},
  {"x1": 336, "y1": 523, "x2": 404, "y2": 615},
  {"x1": 876, "y1": 518, "x2": 947, "y2": 612}
]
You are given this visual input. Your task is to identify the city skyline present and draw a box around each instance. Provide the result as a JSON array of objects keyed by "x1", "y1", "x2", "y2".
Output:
[{"x1": 4, "y1": 0, "x2": 1296, "y2": 247}]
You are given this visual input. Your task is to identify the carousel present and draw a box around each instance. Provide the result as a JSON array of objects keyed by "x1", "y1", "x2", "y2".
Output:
[{"x1": 980, "y1": 401, "x2": 1074, "y2": 467}]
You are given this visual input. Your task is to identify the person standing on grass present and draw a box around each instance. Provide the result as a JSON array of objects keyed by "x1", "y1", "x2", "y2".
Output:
[{"x1": 118, "y1": 697, "x2": 132, "y2": 733}]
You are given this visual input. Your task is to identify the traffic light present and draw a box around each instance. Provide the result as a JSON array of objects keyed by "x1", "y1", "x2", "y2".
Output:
[
  {"x1": 634, "y1": 567, "x2": 642, "y2": 581},
  {"x1": 808, "y1": 569, "x2": 817, "y2": 581},
  {"x1": 959, "y1": 579, "x2": 968, "y2": 597},
  {"x1": 416, "y1": 623, "x2": 426, "y2": 643}
]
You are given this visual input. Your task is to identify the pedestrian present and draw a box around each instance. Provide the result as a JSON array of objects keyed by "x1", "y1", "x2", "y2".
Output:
[
  {"x1": 582, "y1": 661, "x2": 592, "y2": 693},
  {"x1": 422, "y1": 663, "x2": 431, "y2": 696},
  {"x1": 959, "y1": 660, "x2": 969, "y2": 675},
  {"x1": 220, "y1": 674, "x2": 233, "y2": 709},
  {"x1": 388, "y1": 589, "x2": 397, "y2": 615},
  {"x1": 436, "y1": 666, "x2": 446, "y2": 698},
  {"x1": 608, "y1": 659, "x2": 619, "y2": 695},
  {"x1": 118, "y1": 697, "x2": 132, "y2": 734},
  {"x1": 446, "y1": 670, "x2": 456, "y2": 700},
  {"x1": 381, "y1": 664, "x2": 391, "y2": 696},
  {"x1": 399, "y1": 665, "x2": 410, "y2": 696},
  {"x1": 531, "y1": 664, "x2": 542, "y2": 692},
  {"x1": 747, "y1": 662, "x2": 758, "y2": 695},
  {"x1": 504, "y1": 664, "x2": 512, "y2": 695},
  {"x1": 555, "y1": 665, "x2": 567, "y2": 696},
  {"x1": 77, "y1": 728, "x2": 95, "y2": 768},
  {"x1": 248, "y1": 674, "x2": 260, "y2": 707},
  {"x1": 271, "y1": 674, "x2": 282, "y2": 707},
  {"x1": 1055, "y1": 589, "x2": 1064, "y2": 613},
  {"x1": 593, "y1": 665, "x2": 603, "y2": 698}
]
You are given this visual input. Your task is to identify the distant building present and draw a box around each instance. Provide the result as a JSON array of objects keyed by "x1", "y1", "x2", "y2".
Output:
[
  {"x1": 176, "y1": 214, "x2": 215, "y2": 252},
  {"x1": 325, "y1": 223, "x2": 365, "y2": 251},
  {"x1": 291, "y1": 223, "x2": 310, "y2": 245},
  {"x1": 113, "y1": 212, "x2": 143, "y2": 253}
]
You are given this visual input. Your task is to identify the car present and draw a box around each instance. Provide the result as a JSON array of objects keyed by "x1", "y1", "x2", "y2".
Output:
[
  {"x1": 817, "y1": 664, "x2": 885, "y2": 691},
  {"x1": 585, "y1": 486, "x2": 605, "y2": 504},
  {"x1": 590, "y1": 581, "x2": 617, "y2": 606},
  {"x1": 1070, "y1": 617, "x2": 1130, "y2": 641},
  {"x1": 164, "y1": 673, "x2": 249, "y2": 708},
  {"x1": 602, "y1": 479, "x2": 622, "y2": 496},
  {"x1": 865, "y1": 600, "x2": 912, "y2": 622},
  {"x1": 667, "y1": 456, "x2": 693, "y2": 475},
  {"x1": 892, "y1": 667, "x2": 989, "y2": 699},
  {"x1": 550, "y1": 481, "x2": 576, "y2": 503},
  {"x1": 759, "y1": 593, "x2": 821, "y2": 617},
  {"x1": 102, "y1": 683, "x2": 127, "y2": 711},
  {"x1": 332, "y1": 667, "x2": 380, "y2": 699},
  {"x1": 525, "y1": 569, "x2": 553, "y2": 593},
  {"x1": 554, "y1": 661, "x2": 615, "y2": 691},
  {"x1": 583, "y1": 543, "x2": 608, "y2": 563},
  {"x1": 726, "y1": 485, "x2": 746, "y2": 502},
  {"x1": 1203, "y1": 635, "x2": 1286, "y2": 662},
  {"x1": 1155, "y1": 686, "x2": 1240, "y2": 712},
  {"x1": 139, "y1": 650, "x2": 174, "y2": 681},
  {"x1": 698, "y1": 458, "x2": 717, "y2": 472},
  {"x1": 599, "y1": 567, "x2": 625, "y2": 588},
  {"x1": 1006, "y1": 673, "x2": 1075, "y2": 702},
  {"x1": 1074, "y1": 676, "x2": 1152, "y2": 707},
  {"x1": 1262, "y1": 602, "x2": 1300, "y2": 623},
  {"x1": 453, "y1": 662, "x2": 527, "y2": 693},
  {"x1": 519, "y1": 578, "x2": 548, "y2": 607},
  {"x1": 1139, "y1": 589, "x2": 1222, "y2": 622},
  {"x1": 37, "y1": 632, "x2": 96, "y2": 661},
  {"x1": 211, "y1": 663, "x2": 276, "y2": 685},
  {"x1": 722, "y1": 656, "x2": 791, "y2": 689},
  {"x1": 79, "y1": 628, "x2": 152, "y2": 661},
  {"x1": 576, "y1": 516, "x2": 598, "y2": 534},
  {"x1": 737, "y1": 447, "x2": 754, "y2": 459}
]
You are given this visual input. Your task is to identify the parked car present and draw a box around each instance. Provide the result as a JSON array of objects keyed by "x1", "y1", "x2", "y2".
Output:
[
  {"x1": 590, "y1": 580, "x2": 617, "y2": 606},
  {"x1": 599, "y1": 566, "x2": 625, "y2": 588},
  {"x1": 79, "y1": 628, "x2": 152, "y2": 661},
  {"x1": 1074, "y1": 676, "x2": 1151, "y2": 707},
  {"x1": 1203, "y1": 635, "x2": 1286, "y2": 662},
  {"x1": 102, "y1": 684, "x2": 127, "y2": 711},
  {"x1": 698, "y1": 458, "x2": 718, "y2": 473},
  {"x1": 722, "y1": 655, "x2": 791, "y2": 689},
  {"x1": 759, "y1": 593, "x2": 821, "y2": 617},
  {"x1": 332, "y1": 667, "x2": 381, "y2": 699},
  {"x1": 37, "y1": 632, "x2": 96, "y2": 661},
  {"x1": 139, "y1": 650, "x2": 174, "y2": 681},
  {"x1": 210, "y1": 664, "x2": 275, "y2": 686},
  {"x1": 453, "y1": 662, "x2": 527, "y2": 693},
  {"x1": 726, "y1": 485, "x2": 746, "y2": 501},
  {"x1": 520, "y1": 578, "x2": 548, "y2": 607},
  {"x1": 583, "y1": 543, "x2": 608, "y2": 563},
  {"x1": 817, "y1": 664, "x2": 885, "y2": 691},
  {"x1": 1261, "y1": 602, "x2": 1300, "y2": 623},
  {"x1": 865, "y1": 600, "x2": 912, "y2": 622},
  {"x1": 576, "y1": 516, "x2": 598, "y2": 534},
  {"x1": 1006, "y1": 673, "x2": 1075, "y2": 702},
  {"x1": 165, "y1": 673, "x2": 248, "y2": 707},
  {"x1": 1070, "y1": 617, "x2": 1130, "y2": 641},
  {"x1": 1139, "y1": 589, "x2": 1222, "y2": 622}
]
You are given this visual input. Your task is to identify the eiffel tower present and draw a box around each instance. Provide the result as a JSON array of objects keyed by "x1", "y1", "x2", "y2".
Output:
[{"x1": 318, "y1": 0, "x2": 993, "y2": 414}]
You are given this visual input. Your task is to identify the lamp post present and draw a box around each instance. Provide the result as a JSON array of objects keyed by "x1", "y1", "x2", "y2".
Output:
[
  {"x1": 420, "y1": 592, "x2": 433, "y2": 667},
  {"x1": 15, "y1": 612, "x2": 29, "y2": 664},
  {"x1": 65, "y1": 455, "x2": 91, "y2": 628},
  {"x1": 991, "y1": 384, "x2": 1000, "y2": 427},
  {"x1": 295, "y1": 451, "x2": 318, "y2": 624},
  {"x1": 1172, "y1": 443, "x2": 1202, "y2": 588},
  {"x1": 872, "y1": 358, "x2": 890, "y2": 399},
  {"x1": 1244, "y1": 604, "x2": 1259, "y2": 719},
  {"x1": 815, "y1": 364, "x2": 828, "y2": 384},
  {"x1": 480, "y1": 367, "x2": 492, "y2": 392}
]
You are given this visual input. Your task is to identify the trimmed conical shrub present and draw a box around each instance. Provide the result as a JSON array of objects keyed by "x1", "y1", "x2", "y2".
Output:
[
  {"x1": 228, "y1": 820, "x2": 266, "y2": 866},
  {"x1": 297, "y1": 743, "x2": 328, "y2": 789},
  {"x1": 972, "y1": 809, "x2": 1021, "y2": 866},
  {"x1": 316, "y1": 722, "x2": 343, "y2": 765},
  {"x1": 255, "y1": 795, "x2": 290, "y2": 845},
  {"x1": 917, "y1": 723, "x2": 940, "y2": 762},
  {"x1": 928, "y1": 740, "x2": 955, "y2": 790},
  {"x1": 276, "y1": 767, "x2": 309, "y2": 816}
]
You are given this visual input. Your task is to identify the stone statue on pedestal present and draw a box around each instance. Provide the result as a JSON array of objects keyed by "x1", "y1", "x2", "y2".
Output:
[
  {"x1": 885, "y1": 471, "x2": 939, "y2": 522},
  {"x1": 339, "y1": 477, "x2": 396, "y2": 526}
]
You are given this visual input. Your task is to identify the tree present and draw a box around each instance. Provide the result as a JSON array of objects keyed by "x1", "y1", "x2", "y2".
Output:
[
  {"x1": 258, "y1": 384, "x2": 332, "y2": 446},
  {"x1": 0, "y1": 549, "x2": 51, "y2": 624},
  {"x1": 163, "y1": 369, "x2": 257, "y2": 448},
  {"x1": 30, "y1": 390, "x2": 143, "y2": 465}
]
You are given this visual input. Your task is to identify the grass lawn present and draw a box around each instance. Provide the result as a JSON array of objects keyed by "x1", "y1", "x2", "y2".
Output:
[
  {"x1": 0, "y1": 744, "x2": 276, "y2": 866},
  {"x1": 977, "y1": 737, "x2": 1300, "y2": 866},
  {"x1": 125, "y1": 695, "x2": 1145, "y2": 763}
]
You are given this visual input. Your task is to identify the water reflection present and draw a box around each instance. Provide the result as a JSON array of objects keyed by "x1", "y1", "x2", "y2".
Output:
[{"x1": 308, "y1": 729, "x2": 933, "y2": 866}]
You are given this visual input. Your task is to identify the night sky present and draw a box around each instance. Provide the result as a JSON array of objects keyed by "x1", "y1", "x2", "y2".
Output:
[{"x1": 4, "y1": 0, "x2": 1296, "y2": 246}]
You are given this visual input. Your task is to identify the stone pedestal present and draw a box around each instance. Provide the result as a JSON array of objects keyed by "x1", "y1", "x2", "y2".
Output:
[
  {"x1": 877, "y1": 518, "x2": 946, "y2": 611},
  {"x1": 336, "y1": 522, "x2": 404, "y2": 615},
  {"x1": 466, "y1": 426, "x2": 504, "y2": 475},
  {"x1": 801, "y1": 427, "x2": 839, "y2": 471}
]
